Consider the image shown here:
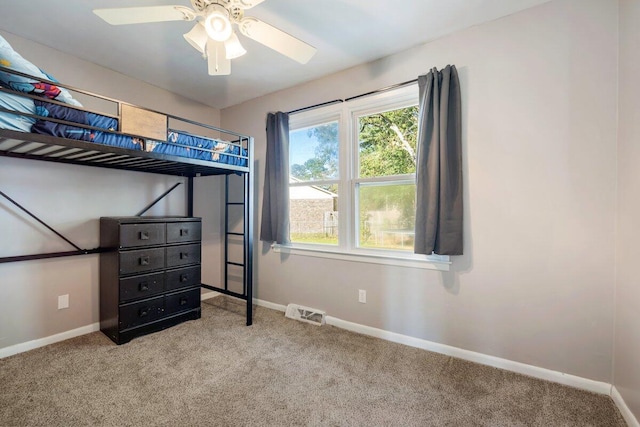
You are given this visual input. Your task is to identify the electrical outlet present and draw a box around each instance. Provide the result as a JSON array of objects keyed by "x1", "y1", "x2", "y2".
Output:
[
  {"x1": 58, "y1": 294, "x2": 69, "y2": 310},
  {"x1": 358, "y1": 289, "x2": 366, "y2": 303}
]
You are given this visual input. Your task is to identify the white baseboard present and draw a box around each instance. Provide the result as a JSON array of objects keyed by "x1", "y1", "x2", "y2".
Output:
[
  {"x1": 0, "y1": 322, "x2": 100, "y2": 359},
  {"x1": 2, "y1": 293, "x2": 219, "y2": 359},
  {"x1": 201, "y1": 291, "x2": 221, "y2": 301},
  {"x1": 612, "y1": 386, "x2": 640, "y2": 427},
  {"x1": 252, "y1": 298, "x2": 611, "y2": 395},
  {"x1": 325, "y1": 315, "x2": 612, "y2": 395},
  {"x1": 254, "y1": 298, "x2": 287, "y2": 312}
]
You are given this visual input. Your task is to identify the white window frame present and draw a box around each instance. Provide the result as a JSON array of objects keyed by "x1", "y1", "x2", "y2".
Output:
[{"x1": 275, "y1": 85, "x2": 450, "y2": 271}]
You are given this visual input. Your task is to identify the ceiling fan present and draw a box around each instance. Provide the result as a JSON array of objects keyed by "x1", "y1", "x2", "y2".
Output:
[{"x1": 94, "y1": 0, "x2": 317, "y2": 76}]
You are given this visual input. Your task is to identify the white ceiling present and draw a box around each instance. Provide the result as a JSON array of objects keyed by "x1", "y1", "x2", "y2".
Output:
[{"x1": 0, "y1": 0, "x2": 550, "y2": 109}]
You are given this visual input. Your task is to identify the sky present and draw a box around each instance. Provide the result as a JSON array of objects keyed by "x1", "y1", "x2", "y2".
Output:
[{"x1": 289, "y1": 127, "x2": 321, "y2": 167}]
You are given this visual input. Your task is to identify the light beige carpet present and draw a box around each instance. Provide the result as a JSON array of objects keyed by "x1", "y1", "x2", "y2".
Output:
[{"x1": 0, "y1": 297, "x2": 626, "y2": 426}]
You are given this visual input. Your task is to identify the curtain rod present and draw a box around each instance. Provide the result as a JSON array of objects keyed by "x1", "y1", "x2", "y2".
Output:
[
  {"x1": 287, "y1": 78, "x2": 419, "y2": 115},
  {"x1": 286, "y1": 99, "x2": 344, "y2": 115},
  {"x1": 344, "y1": 78, "x2": 418, "y2": 102}
]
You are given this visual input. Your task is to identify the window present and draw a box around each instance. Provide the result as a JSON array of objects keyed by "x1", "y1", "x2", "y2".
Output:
[
  {"x1": 284, "y1": 86, "x2": 449, "y2": 270},
  {"x1": 355, "y1": 105, "x2": 417, "y2": 251},
  {"x1": 289, "y1": 119, "x2": 339, "y2": 245}
]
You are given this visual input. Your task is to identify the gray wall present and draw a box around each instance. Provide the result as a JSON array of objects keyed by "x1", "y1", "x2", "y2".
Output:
[
  {"x1": 221, "y1": 0, "x2": 618, "y2": 383},
  {"x1": 615, "y1": 0, "x2": 640, "y2": 420},
  {"x1": 0, "y1": 31, "x2": 222, "y2": 351}
]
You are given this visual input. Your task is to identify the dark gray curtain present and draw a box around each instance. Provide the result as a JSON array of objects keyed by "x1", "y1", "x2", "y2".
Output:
[
  {"x1": 260, "y1": 112, "x2": 290, "y2": 244},
  {"x1": 414, "y1": 65, "x2": 463, "y2": 255}
]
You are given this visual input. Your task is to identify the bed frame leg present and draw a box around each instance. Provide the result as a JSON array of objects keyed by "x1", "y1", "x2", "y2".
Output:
[{"x1": 187, "y1": 177, "x2": 194, "y2": 217}]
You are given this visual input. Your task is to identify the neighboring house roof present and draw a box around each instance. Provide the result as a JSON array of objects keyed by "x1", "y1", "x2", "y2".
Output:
[{"x1": 290, "y1": 176, "x2": 337, "y2": 200}]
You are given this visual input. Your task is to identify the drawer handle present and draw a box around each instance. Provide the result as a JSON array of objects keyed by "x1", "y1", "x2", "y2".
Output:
[
  {"x1": 180, "y1": 298, "x2": 188, "y2": 306},
  {"x1": 180, "y1": 228, "x2": 189, "y2": 237},
  {"x1": 139, "y1": 282, "x2": 149, "y2": 292},
  {"x1": 180, "y1": 274, "x2": 188, "y2": 283},
  {"x1": 139, "y1": 256, "x2": 150, "y2": 266},
  {"x1": 180, "y1": 252, "x2": 189, "y2": 260},
  {"x1": 139, "y1": 308, "x2": 149, "y2": 317},
  {"x1": 140, "y1": 231, "x2": 149, "y2": 240}
]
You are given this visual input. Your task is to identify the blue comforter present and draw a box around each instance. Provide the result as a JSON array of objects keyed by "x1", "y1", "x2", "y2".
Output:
[{"x1": 31, "y1": 100, "x2": 142, "y2": 150}]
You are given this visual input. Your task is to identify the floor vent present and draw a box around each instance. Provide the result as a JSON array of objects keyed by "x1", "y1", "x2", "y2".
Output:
[{"x1": 285, "y1": 304, "x2": 326, "y2": 326}]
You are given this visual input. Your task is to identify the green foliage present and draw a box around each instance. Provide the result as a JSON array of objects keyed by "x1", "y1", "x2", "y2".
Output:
[
  {"x1": 290, "y1": 107, "x2": 418, "y2": 181},
  {"x1": 291, "y1": 158, "x2": 329, "y2": 181},
  {"x1": 358, "y1": 106, "x2": 418, "y2": 177}
]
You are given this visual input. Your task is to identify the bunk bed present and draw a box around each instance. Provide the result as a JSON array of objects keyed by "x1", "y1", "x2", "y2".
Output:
[{"x1": 0, "y1": 45, "x2": 254, "y2": 328}]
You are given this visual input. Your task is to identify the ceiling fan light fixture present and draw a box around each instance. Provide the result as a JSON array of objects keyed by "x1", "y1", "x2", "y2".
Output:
[
  {"x1": 204, "y1": 5, "x2": 232, "y2": 42},
  {"x1": 183, "y1": 22, "x2": 208, "y2": 53},
  {"x1": 224, "y1": 31, "x2": 247, "y2": 59}
]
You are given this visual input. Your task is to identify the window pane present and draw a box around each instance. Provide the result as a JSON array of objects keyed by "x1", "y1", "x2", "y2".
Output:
[
  {"x1": 290, "y1": 184, "x2": 339, "y2": 245},
  {"x1": 358, "y1": 182, "x2": 415, "y2": 250},
  {"x1": 358, "y1": 106, "x2": 418, "y2": 178},
  {"x1": 290, "y1": 121, "x2": 339, "y2": 181}
]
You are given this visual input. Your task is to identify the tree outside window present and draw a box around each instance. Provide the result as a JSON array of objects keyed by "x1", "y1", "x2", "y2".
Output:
[{"x1": 357, "y1": 105, "x2": 417, "y2": 250}]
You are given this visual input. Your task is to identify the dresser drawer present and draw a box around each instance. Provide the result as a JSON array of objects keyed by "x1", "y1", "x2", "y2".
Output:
[
  {"x1": 166, "y1": 244, "x2": 201, "y2": 267},
  {"x1": 120, "y1": 272, "x2": 165, "y2": 302},
  {"x1": 119, "y1": 296, "x2": 164, "y2": 330},
  {"x1": 119, "y1": 248, "x2": 165, "y2": 275},
  {"x1": 119, "y1": 223, "x2": 165, "y2": 248},
  {"x1": 165, "y1": 288, "x2": 200, "y2": 316},
  {"x1": 165, "y1": 266, "x2": 201, "y2": 291},
  {"x1": 166, "y1": 221, "x2": 201, "y2": 244}
]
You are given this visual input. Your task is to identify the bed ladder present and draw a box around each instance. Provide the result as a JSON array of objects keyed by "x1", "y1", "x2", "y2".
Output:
[
  {"x1": 225, "y1": 173, "x2": 253, "y2": 325},
  {"x1": 202, "y1": 173, "x2": 253, "y2": 326}
]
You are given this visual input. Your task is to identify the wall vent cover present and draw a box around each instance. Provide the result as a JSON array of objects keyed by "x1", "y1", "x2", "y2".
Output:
[{"x1": 285, "y1": 304, "x2": 326, "y2": 326}]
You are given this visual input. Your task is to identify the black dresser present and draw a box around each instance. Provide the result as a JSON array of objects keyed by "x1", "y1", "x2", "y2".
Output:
[{"x1": 99, "y1": 216, "x2": 202, "y2": 345}]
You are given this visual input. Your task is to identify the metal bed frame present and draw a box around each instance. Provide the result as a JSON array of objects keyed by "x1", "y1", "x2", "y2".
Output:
[{"x1": 0, "y1": 69, "x2": 254, "y2": 325}]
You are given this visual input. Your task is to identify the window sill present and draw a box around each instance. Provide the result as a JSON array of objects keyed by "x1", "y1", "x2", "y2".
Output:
[{"x1": 271, "y1": 244, "x2": 450, "y2": 271}]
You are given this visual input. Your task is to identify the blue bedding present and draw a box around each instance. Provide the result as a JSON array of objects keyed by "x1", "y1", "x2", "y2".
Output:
[
  {"x1": 147, "y1": 131, "x2": 247, "y2": 166},
  {"x1": 32, "y1": 120, "x2": 144, "y2": 151},
  {"x1": 30, "y1": 99, "x2": 143, "y2": 150},
  {"x1": 35, "y1": 99, "x2": 117, "y2": 130},
  {"x1": 0, "y1": 94, "x2": 247, "y2": 166},
  {"x1": 31, "y1": 100, "x2": 144, "y2": 150}
]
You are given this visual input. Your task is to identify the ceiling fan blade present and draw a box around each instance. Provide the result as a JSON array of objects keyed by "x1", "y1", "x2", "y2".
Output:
[
  {"x1": 238, "y1": 18, "x2": 316, "y2": 64},
  {"x1": 206, "y1": 41, "x2": 231, "y2": 76},
  {"x1": 94, "y1": 6, "x2": 195, "y2": 25}
]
